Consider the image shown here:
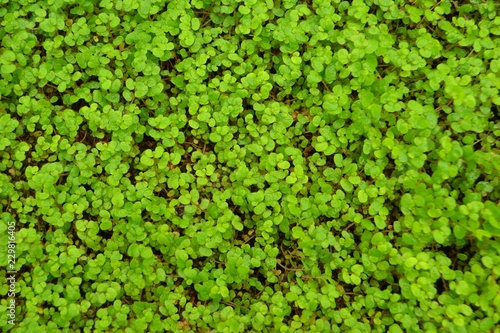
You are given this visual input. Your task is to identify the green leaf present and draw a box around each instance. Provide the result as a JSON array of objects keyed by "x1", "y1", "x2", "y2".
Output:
[
  {"x1": 127, "y1": 243, "x2": 140, "y2": 258},
  {"x1": 315, "y1": 141, "x2": 329, "y2": 152},
  {"x1": 191, "y1": 18, "x2": 201, "y2": 31},
  {"x1": 209, "y1": 133, "x2": 221, "y2": 142},
  {"x1": 254, "y1": 202, "x2": 266, "y2": 215},
  {"x1": 175, "y1": 249, "x2": 189, "y2": 262},
  {"x1": 404, "y1": 257, "x2": 418, "y2": 269},
  {"x1": 232, "y1": 219, "x2": 244, "y2": 231},
  {"x1": 481, "y1": 256, "x2": 494, "y2": 268},
  {"x1": 100, "y1": 219, "x2": 112, "y2": 230},
  {"x1": 340, "y1": 179, "x2": 353, "y2": 192},
  {"x1": 199, "y1": 247, "x2": 213, "y2": 257},
  {"x1": 358, "y1": 190, "x2": 368, "y2": 203},
  {"x1": 432, "y1": 229, "x2": 447, "y2": 244},
  {"x1": 111, "y1": 192, "x2": 124, "y2": 208},
  {"x1": 374, "y1": 216, "x2": 386, "y2": 229}
]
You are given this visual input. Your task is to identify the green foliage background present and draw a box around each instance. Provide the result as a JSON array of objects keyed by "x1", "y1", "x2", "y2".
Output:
[{"x1": 1, "y1": 0, "x2": 499, "y2": 332}]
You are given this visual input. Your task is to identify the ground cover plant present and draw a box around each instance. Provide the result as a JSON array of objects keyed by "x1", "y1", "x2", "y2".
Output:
[{"x1": 1, "y1": 0, "x2": 499, "y2": 332}]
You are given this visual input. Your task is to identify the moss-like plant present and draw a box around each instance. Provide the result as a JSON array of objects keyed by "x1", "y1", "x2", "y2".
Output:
[{"x1": 1, "y1": 0, "x2": 500, "y2": 332}]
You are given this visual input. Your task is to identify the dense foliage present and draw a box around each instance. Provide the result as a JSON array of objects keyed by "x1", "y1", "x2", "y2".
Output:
[{"x1": 1, "y1": 0, "x2": 499, "y2": 332}]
